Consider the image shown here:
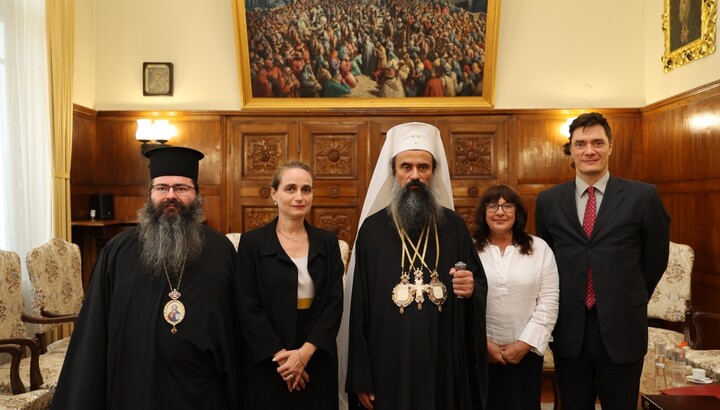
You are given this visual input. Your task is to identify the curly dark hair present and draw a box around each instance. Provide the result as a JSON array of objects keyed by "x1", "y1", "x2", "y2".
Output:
[{"x1": 471, "y1": 184, "x2": 533, "y2": 255}]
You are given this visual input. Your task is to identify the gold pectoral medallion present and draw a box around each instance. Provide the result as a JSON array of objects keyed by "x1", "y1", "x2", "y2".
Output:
[
  {"x1": 392, "y1": 272, "x2": 413, "y2": 314},
  {"x1": 391, "y1": 216, "x2": 445, "y2": 314},
  {"x1": 163, "y1": 290, "x2": 185, "y2": 334},
  {"x1": 427, "y1": 270, "x2": 447, "y2": 312}
]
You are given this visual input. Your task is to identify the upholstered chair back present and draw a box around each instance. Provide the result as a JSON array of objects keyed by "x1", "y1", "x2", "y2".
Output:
[
  {"x1": 0, "y1": 250, "x2": 26, "y2": 340},
  {"x1": 648, "y1": 241, "x2": 694, "y2": 322},
  {"x1": 25, "y1": 239, "x2": 83, "y2": 335}
]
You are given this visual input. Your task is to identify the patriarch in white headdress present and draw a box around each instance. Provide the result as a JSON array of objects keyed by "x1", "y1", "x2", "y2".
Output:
[{"x1": 336, "y1": 122, "x2": 454, "y2": 409}]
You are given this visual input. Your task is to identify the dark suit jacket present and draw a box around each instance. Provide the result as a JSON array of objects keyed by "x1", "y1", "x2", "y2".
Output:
[
  {"x1": 236, "y1": 218, "x2": 344, "y2": 365},
  {"x1": 535, "y1": 176, "x2": 670, "y2": 364}
]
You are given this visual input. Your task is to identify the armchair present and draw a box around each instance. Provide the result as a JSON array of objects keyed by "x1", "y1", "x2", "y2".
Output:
[
  {"x1": 0, "y1": 249, "x2": 52, "y2": 408},
  {"x1": 639, "y1": 241, "x2": 694, "y2": 395},
  {"x1": 25, "y1": 238, "x2": 82, "y2": 354}
]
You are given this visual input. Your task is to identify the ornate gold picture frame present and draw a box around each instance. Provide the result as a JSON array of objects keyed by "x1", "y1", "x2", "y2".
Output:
[
  {"x1": 662, "y1": 0, "x2": 717, "y2": 72},
  {"x1": 231, "y1": 0, "x2": 500, "y2": 110}
]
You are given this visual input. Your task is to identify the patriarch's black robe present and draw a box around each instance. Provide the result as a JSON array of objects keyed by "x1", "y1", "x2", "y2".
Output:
[{"x1": 346, "y1": 207, "x2": 488, "y2": 410}]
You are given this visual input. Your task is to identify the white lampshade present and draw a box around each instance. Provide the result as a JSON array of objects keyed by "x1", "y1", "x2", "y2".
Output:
[{"x1": 136, "y1": 119, "x2": 154, "y2": 142}]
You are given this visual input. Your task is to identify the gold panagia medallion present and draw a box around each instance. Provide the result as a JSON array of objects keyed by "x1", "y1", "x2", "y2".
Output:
[{"x1": 163, "y1": 299, "x2": 186, "y2": 334}]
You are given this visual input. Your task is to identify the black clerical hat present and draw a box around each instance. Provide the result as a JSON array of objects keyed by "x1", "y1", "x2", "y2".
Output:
[{"x1": 144, "y1": 146, "x2": 204, "y2": 180}]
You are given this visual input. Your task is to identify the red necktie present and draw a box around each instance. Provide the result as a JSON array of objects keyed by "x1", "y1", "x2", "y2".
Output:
[{"x1": 583, "y1": 186, "x2": 597, "y2": 308}]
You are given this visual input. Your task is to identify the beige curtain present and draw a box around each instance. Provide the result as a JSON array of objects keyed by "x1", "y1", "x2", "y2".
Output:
[
  {"x1": 46, "y1": 0, "x2": 74, "y2": 242},
  {"x1": 47, "y1": 0, "x2": 75, "y2": 341}
]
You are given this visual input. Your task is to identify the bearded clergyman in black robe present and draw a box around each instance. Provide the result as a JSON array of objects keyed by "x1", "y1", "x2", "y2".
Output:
[
  {"x1": 51, "y1": 147, "x2": 239, "y2": 409},
  {"x1": 340, "y1": 122, "x2": 488, "y2": 410}
]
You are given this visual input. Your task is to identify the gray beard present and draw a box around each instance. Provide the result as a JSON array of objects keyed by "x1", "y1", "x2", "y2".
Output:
[
  {"x1": 389, "y1": 177, "x2": 445, "y2": 236},
  {"x1": 137, "y1": 196, "x2": 205, "y2": 280}
]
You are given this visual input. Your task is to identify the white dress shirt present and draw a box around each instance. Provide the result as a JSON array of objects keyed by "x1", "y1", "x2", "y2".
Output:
[{"x1": 480, "y1": 235, "x2": 560, "y2": 355}]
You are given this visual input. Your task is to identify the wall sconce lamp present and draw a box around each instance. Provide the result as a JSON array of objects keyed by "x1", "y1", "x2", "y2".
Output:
[{"x1": 136, "y1": 119, "x2": 177, "y2": 154}]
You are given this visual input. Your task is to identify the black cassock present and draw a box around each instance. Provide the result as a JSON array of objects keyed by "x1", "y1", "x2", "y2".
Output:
[
  {"x1": 346, "y1": 207, "x2": 488, "y2": 410},
  {"x1": 51, "y1": 227, "x2": 239, "y2": 410}
]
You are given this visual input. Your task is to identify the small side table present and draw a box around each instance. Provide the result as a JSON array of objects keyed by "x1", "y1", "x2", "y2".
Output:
[{"x1": 71, "y1": 220, "x2": 137, "y2": 291}]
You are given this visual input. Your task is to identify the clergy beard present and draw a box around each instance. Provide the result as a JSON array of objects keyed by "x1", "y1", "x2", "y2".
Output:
[
  {"x1": 389, "y1": 178, "x2": 445, "y2": 236},
  {"x1": 137, "y1": 197, "x2": 205, "y2": 280}
]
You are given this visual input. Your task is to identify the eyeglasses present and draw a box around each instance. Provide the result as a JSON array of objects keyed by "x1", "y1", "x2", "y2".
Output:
[
  {"x1": 486, "y1": 202, "x2": 516, "y2": 213},
  {"x1": 151, "y1": 184, "x2": 195, "y2": 196}
]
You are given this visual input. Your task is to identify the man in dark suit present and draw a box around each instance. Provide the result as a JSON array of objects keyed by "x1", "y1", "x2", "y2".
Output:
[{"x1": 535, "y1": 112, "x2": 670, "y2": 409}]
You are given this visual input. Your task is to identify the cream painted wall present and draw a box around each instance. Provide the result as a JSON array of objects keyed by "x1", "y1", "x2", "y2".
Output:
[
  {"x1": 78, "y1": 0, "x2": 719, "y2": 110},
  {"x1": 494, "y1": 0, "x2": 645, "y2": 109},
  {"x1": 74, "y1": 0, "x2": 95, "y2": 108},
  {"x1": 93, "y1": 0, "x2": 239, "y2": 110}
]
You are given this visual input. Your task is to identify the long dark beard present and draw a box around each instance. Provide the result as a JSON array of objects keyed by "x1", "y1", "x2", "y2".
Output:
[
  {"x1": 137, "y1": 196, "x2": 205, "y2": 280},
  {"x1": 389, "y1": 177, "x2": 445, "y2": 236}
]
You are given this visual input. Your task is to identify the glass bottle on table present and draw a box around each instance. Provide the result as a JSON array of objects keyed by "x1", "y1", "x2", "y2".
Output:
[
  {"x1": 666, "y1": 342, "x2": 687, "y2": 387},
  {"x1": 654, "y1": 342, "x2": 667, "y2": 390}
]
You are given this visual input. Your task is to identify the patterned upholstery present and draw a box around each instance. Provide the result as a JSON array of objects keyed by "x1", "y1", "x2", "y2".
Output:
[
  {"x1": 0, "y1": 250, "x2": 28, "y2": 341},
  {"x1": 0, "y1": 389, "x2": 52, "y2": 410},
  {"x1": 685, "y1": 349, "x2": 720, "y2": 380},
  {"x1": 647, "y1": 242, "x2": 693, "y2": 322},
  {"x1": 640, "y1": 242, "x2": 694, "y2": 395},
  {"x1": 25, "y1": 239, "x2": 83, "y2": 339},
  {"x1": 0, "y1": 250, "x2": 52, "y2": 407}
]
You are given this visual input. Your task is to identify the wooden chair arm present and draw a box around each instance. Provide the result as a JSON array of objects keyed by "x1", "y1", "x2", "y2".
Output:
[
  {"x1": 41, "y1": 309, "x2": 79, "y2": 320},
  {"x1": 22, "y1": 312, "x2": 77, "y2": 325},
  {"x1": 0, "y1": 343, "x2": 25, "y2": 394},
  {"x1": 0, "y1": 337, "x2": 44, "y2": 391},
  {"x1": 691, "y1": 311, "x2": 720, "y2": 349}
]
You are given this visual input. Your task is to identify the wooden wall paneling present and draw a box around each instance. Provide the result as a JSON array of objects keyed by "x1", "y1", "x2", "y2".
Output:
[
  {"x1": 643, "y1": 82, "x2": 720, "y2": 347},
  {"x1": 598, "y1": 112, "x2": 644, "y2": 182},
  {"x1": 441, "y1": 116, "x2": 511, "y2": 227},
  {"x1": 300, "y1": 121, "x2": 368, "y2": 245},
  {"x1": 225, "y1": 118, "x2": 300, "y2": 233}
]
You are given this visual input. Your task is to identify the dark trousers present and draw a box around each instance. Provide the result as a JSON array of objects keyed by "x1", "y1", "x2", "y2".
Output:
[
  {"x1": 554, "y1": 308, "x2": 644, "y2": 410},
  {"x1": 487, "y1": 351, "x2": 543, "y2": 410}
]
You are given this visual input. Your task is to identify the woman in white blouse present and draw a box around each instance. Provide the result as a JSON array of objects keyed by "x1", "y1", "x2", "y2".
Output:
[{"x1": 472, "y1": 184, "x2": 559, "y2": 410}]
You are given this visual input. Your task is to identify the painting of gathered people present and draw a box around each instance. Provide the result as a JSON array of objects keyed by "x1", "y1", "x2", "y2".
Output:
[{"x1": 245, "y1": 0, "x2": 489, "y2": 98}]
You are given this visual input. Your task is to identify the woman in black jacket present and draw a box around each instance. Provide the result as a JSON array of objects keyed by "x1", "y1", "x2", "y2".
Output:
[{"x1": 237, "y1": 161, "x2": 344, "y2": 410}]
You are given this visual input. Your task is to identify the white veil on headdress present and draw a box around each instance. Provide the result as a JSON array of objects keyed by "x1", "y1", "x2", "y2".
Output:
[{"x1": 337, "y1": 122, "x2": 454, "y2": 409}]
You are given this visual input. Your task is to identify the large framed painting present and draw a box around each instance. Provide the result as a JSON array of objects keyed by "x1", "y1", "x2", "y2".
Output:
[
  {"x1": 232, "y1": 0, "x2": 500, "y2": 110},
  {"x1": 661, "y1": 0, "x2": 717, "y2": 72}
]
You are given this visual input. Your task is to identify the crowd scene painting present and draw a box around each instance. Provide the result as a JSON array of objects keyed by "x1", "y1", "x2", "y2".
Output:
[{"x1": 244, "y1": 0, "x2": 489, "y2": 99}]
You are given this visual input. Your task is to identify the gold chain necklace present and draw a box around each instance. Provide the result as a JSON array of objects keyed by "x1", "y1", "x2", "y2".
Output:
[{"x1": 162, "y1": 261, "x2": 186, "y2": 334}]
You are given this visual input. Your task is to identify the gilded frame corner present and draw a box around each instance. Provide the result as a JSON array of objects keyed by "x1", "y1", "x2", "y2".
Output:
[
  {"x1": 231, "y1": 0, "x2": 500, "y2": 111},
  {"x1": 662, "y1": 0, "x2": 717, "y2": 72}
]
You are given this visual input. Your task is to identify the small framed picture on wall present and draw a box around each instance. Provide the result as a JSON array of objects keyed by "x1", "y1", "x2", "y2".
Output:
[{"x1": 143, "y1": 62, "x2": 174, "y2": 96}]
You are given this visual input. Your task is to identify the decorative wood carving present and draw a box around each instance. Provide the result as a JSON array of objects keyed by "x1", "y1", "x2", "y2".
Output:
[
  {"x1": 244, "y1": 207, "x2": 277, "y2": 232},
  {"x1": 453, "y1": 135, "x2": 494, "y2": 177},
  {"x1": 313, "y1": 208, "x2": 356, "y2": 243},
  {"x1": 245, "y1": 135, "x2": 285, "y2": 177},
  {"x1": 313, "y1": 134, "x2": 355, "y2": 178},
  {"x1": 454, "y1": 206, "x2": 476, "y2": 232}
]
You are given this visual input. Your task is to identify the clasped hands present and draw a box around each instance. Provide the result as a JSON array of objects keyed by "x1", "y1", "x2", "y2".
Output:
[
  {"x1": 273, "y1": 342, "x2": 316, "y2": 392},
  {"x1": 487, "y1": 340, "x2": 531, "y2": 365}
]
